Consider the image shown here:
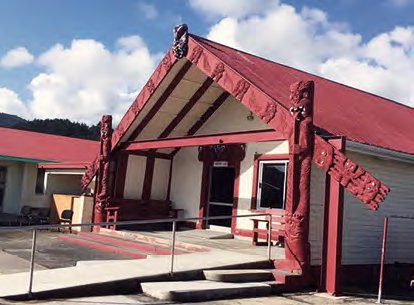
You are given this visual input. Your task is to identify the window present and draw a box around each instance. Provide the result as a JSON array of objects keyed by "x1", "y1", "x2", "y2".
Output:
[
  {"x1": 256, "y1": 160, "x2": 287, "y2": 209},
  {"x1": 35, "y1": 168, "x2": 46, "y2": 194}
]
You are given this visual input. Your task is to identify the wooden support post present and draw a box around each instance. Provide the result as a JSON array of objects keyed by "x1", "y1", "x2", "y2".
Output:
[
  {"x1": 93, "y1": 115, "x2": 112, "y2": 231},
  {"x1": 277, "y1": 81, "x2": 314, "y2": 275},
  {"x1": 320, "y1": 137, "x2": 345, "y2": 295}
]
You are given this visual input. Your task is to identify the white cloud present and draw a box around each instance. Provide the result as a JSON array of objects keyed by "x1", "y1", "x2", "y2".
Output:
[
  {"x1": 0, "y1": 47, "x2": 34, "y2": 69},
  {"x1": 137, "y1": 2, "x2": 159, "y2": 20},
  {"x1": 0, "y1": 35, "x2": 162, "y2": 125},
  {"x1": 0, "y1": 88, "x2": 30, "y2": 118},
  {"x1": 203, "y1": 2, "x2": 414, "y2": 106}
]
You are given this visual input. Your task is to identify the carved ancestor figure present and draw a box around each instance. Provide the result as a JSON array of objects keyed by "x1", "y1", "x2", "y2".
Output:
[
  {"x1": 94, "y1": 115, "x2": 112, "y2": 226},
  {"x1": 284, "y1": 80, "x2": 315, "y2": 273},
  {"x1": 172, "y1": 24, "x2": 188, "y2": 59}
]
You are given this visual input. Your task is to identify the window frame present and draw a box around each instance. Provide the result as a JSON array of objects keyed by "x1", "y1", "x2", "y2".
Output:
[{"x1": 250, "y1": 154, "x2": 289, "y2": 211}]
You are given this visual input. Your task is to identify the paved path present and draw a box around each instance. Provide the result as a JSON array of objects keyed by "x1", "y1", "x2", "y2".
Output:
[{"x1": 0, "y1": 249, "x2": 269, "y2": 298}]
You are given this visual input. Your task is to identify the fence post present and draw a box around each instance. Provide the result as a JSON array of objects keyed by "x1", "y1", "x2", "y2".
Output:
[
  {"x1": 28, "y1": 229, "x2": 37, "y2": 298},
  {"x1": 377, "y1": 217, "x2": 388, "y2": 304},
  {"x1": 170, "y1": 220, "x2": 177, "y2": 276}
]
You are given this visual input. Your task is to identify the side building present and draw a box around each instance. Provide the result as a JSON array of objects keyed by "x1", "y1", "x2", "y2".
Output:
[{"x1": 0, "y1": 127, "x2": 98, "y2": 222}]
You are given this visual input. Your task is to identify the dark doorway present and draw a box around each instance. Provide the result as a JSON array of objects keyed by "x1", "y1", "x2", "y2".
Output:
[
  {"x1": 0, "y1": 167, "x2": 7, "y2": 211},
  {"x1": 207, "y1": 167, "x2": 235, "y2": 227}
]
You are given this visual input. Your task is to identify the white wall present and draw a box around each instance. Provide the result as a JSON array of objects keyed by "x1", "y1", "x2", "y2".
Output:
[
  {"x1": 151, "y1": 158, "x2": 171, "y2": 200},
  {"x1": 123, "y1": 155, "x2": 146, "y2": 200},
  {"x1": 170, "y1": 97, "x2": 289, "y2": 222},
  {"x1": 236, "y1": 141, "x2": 289, "y2": 230},
  {"x1": 342, "y1": 152, "x2": 414, "y2": 265},
  {"x1": 20, "y1": 163, "x2": 49, "y2": 209},
  {"x1": 170, "y1": 147, "x2": 203, "y2": 218},
  {"x1": 0, "y1": 160, "x2": 24, "y2": 214},
  {"x1": 196, "y1": 96, "x2": 269, "y2": 135}
]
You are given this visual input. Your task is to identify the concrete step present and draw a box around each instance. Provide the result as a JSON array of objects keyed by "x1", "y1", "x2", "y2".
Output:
[
  {"x1": 203, "y1": 269, "x2": 275, "y2": 283},
  {"x1": 58, "y1": 235, "x2": 147, "y2": 259},
  {"x1": 140, "y1": 280, "x2": 273, "y2": 302}
]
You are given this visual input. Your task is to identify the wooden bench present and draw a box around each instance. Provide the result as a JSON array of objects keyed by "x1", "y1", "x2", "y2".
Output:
[
  {"x1": 105, "y1": 198, "x2": 183, "y2": 229},
  {"x1": 251, "y1": 209, "x2": 285, "y2": 246}
]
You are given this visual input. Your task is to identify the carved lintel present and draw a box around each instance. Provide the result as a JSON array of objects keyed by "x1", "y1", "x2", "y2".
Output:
[
  {"x1": 172, "y1": 24, "x2": 188, "y2": 59},
  {"x1": 198, "y1": 144, "x2": 246, "y2": 163}
]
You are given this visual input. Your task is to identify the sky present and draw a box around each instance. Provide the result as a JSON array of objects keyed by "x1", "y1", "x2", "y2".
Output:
[{"x1": 0, "y1": 0, "x2": 413, "y2": 125}]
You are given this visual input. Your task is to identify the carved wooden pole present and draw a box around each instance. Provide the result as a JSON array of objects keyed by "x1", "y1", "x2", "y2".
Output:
[
  {"x1": 283, "y1": 81, "x2": 314, "y2": 274},
  {"x1": 93, "y1": 115, "x2": 112, "y2": 231}
]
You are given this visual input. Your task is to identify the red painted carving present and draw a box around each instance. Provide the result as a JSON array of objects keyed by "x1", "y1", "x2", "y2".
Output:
[
  {"x1": 162, "y1": 53, "x2": 172, "y2": 70},
  {"x1": 81, "y1": 156, "x2": 99, "y2": 190},
  {"x1": 198, "y1": 144, "x2": 246, "y2": 163},
  {"x1": 146, "y1": 79, "x2": 155, "y2": 95},
  {"x1": 211, "y1": 62, "x2": 225, "y2": 83},
  {"x1": 283, "y1": 80, "x2": 315, "y2": 273},
  {"x1": 130, "y1": 101, "x2": 140, "y2": 115},
  {"x1": 248, "y1": 96, "x2": 277, "y2": 123},
  {"x1": 313, "y1": 137, "x2": 389, "y2": 210},
  {"x1": 189, "y1": 45, "x2": 203, "y2": 64},
  {"x1": 94, "y1": 115, "x2": 113, "y2": 227},
  {"x1": 233, "y1": 79, "x2": 250, "y2": 101}
]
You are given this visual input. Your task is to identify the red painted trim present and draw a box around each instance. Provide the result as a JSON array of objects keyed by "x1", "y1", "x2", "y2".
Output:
[
  {"x1": 114, "y1": 153, "x2": 128, "y2": 198},
  {"x1": 142, "y1": 156, "x2": 155, "y2": 200},
  {"x1": 250, "y1": 153, "x2": 290, "y2": 210},
  {"x1": 58, "y1": 235, "x2": 147, "y2": 259},
  {"x1": 158, "y1": 78, "x2": 214, "y2": 139},
  {"x1": 166, "y1": 159, "x2": 173, "y2": 200},
  {"x1": 128, "y1": 150, "x2": 172, "y2": 160},
  {"x1": 172, "y1": 91, "x2": 229, "y2": 156},
  {"x1": 321, "y1": 136, "x2": 346, "y2": 295},
  {"x1": 128, "y1": 61, "x2": 192, "y2": 141},
  {"x1": 197, "y1": 162, "x2": 210, "y2": 229},
  {"x1": 78, "y1": 232, "x2": 183, "y2": 255},
  {"x1": 124, "y1": 130, "x2": 283, "y2": 151}
]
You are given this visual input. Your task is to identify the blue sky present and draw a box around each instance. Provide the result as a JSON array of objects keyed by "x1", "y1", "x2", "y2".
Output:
[{"x1": 0, "y1": 0, "x2": 413, "y2": 124}]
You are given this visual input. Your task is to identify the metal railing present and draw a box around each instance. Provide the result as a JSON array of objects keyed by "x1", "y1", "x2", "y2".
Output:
[{"x1": 0, "y1": 212, "x2": 274, "y2": 297}]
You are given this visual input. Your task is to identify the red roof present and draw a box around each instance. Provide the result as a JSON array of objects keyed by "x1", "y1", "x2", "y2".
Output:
[
  {"x1": 0, "y1": 127, "x2": 99, "y2": 164},
  {"x1": 192, "y1": 35, "x2": 414, "y2": 155}
]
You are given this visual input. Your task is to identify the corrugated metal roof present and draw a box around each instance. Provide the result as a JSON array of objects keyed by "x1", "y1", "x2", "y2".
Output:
[
  {"x1": 192, "y1": 35, "x2": 414, "y2": 155},
  {"x1": 0, "y1": 127, "x2": 99, "y2": 164}
]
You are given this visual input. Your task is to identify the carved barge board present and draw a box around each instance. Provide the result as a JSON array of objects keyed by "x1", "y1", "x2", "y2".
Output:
[{"x1": 313, "y1": 136, "x2": 390, "y2": 210}]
